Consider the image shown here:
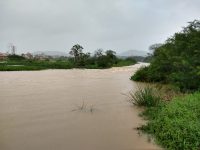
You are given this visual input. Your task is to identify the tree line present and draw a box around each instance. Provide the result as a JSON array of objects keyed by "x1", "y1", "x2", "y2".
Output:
[{"x1": 69, "y1": 44, "x2": 136, "y2": 68}]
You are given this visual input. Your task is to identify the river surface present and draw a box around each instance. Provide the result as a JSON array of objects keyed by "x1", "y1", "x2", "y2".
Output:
[{"x1": 0, "y1": 63, "x2": 159, "y2": 150}]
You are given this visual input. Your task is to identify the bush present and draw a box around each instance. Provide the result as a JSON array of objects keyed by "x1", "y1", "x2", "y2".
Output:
[
  {"x1": 131, "y1": 66, "x2": 149, "y2": 81},
  {"x1": 8, "y1": 54, "x2": 25, "y2": 61},
  {"x1": 114, "y1": 57, "x2": 137, "y2": 67},
  {"x1": 128, "y1": 86, "x2": 161, "y2": 107},
  {"x1": 96, "y1": 55, "x2": 112, "y2": 68},
  {"x1": 131, "y1": 20, "x2": 200, "y2": 92}
]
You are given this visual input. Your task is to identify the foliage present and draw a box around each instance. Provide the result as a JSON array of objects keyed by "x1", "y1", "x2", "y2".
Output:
[
  {"x1": 139, "y1": 92, "x2": 200, "y2": 150},
  {"x1": 128, "y1": 86, "x2": 161, "y2": 107},
  {"x1": 94, "y1": 49, "x2": 117, "y2": 68},
  {"x1": 8, "y1": 54, "x2": 26, "y2": 61},
  {"x1": 69, "y1": 44, "x2": 84, "y2": 63},
  {"x1": 131, "y1": 66, "x2": 150, "y2": 81},
  {"x1": 0, "y1": 45, "x2": 137, "y2": 71},
  {"x1": 132, "y1": 20, "x2": 200, "y2": 92},
  {"x1": 113, "y1": 57, "x2": 137, "y2": 67},
  {"x1": 105, "y1": 50, "x2": 117, "y2": 64}
]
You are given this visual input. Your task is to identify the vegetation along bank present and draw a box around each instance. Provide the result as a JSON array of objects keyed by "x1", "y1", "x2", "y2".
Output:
[
  {"x1": 0, "y1": 46, "x2": 137, "y2": 71},
  {"x1": 130, "y1": 20, "x2": 200, "y2": 150}
]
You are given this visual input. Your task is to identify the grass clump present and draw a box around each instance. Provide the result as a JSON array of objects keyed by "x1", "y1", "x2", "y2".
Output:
[
  {"x1": 139, "y1": 92, "x2": 200, "y2": 150},
  {"x1": 71, "y1": 101, "x2": 96, "y2": 113},
  {"x1": 128, "y1": 86, "x2": 161, "y2": 107}
]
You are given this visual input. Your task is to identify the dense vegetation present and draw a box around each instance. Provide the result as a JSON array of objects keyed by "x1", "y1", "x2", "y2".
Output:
[
  {"x1": 131, "y1": 20, "x2": 200, "y2": 92},
  {"x1": 130, "y1": 20, "x2": 200, "y2": 149},
  {"x1": 139, "y1": 92, "x2": 200, "y2": 150},
  {"x1": 0, "y1": 45, "x2": 136, "y2": 71},
  {"x1": 68, "y1": 45, "x2": 136, "y2": 68}
]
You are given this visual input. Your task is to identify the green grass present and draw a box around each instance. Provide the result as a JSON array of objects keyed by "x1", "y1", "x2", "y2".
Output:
[
  {"x1": 128, "y1": 86, "x2": 161, "y2": 107},
  {"x1": 139, "y1": 92, "x2": 200, "y2": 150}
]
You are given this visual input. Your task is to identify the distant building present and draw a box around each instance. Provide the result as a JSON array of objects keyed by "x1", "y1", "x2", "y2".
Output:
[{"x1": 0, "y1": 52, "x2": 8, "y2": 60}]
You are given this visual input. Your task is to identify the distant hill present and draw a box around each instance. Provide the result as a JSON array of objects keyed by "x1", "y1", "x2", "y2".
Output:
[
  {"x1": 119, "y1": 50, "x2": 148, "y2": 57},
  {"x1": 33, "y1": 51, "x2": 67, "y2": 57}
]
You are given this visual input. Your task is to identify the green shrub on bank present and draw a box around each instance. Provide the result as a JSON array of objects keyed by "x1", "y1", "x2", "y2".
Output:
[
  {"x1": 139, "y1": 92, "x2": 200, "y2": 150},
  {"x1": 131, "y1": 66, "x2": 149, "y2": 81},
  {"x1": 8, "y1": 55, "x2": 26, "y2": 61},
  {"x1": 128, "y1": 86, "x2": 161, "y2": 107},
  {"x1": 114, "y1": 57, "x2": 137, "y2": 67}
]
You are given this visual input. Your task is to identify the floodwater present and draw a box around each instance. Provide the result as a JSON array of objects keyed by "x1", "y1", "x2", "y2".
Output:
[{"x1": 0, "y1": 63, "x2": 159, "y2": 150}]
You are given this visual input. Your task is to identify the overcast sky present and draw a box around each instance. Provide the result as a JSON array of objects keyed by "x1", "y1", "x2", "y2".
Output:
[{"x1": 0, "y1": 0, "x2": 200, "y2": 54}]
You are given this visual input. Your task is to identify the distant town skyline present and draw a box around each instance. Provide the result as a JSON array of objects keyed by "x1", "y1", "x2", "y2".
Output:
[{"x1": 0, "y1": 0, "x2": 200, "y2": 54}]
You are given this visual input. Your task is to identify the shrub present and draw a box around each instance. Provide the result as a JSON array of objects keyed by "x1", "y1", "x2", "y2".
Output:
[
  {"x1": 131, "y1": 66, "x2": 150, "y2": 81},
  {"x1": 131, "y1": 20, "x2": 200, "y2": 92},
  {"x1": 8, "y1": 54, "x2": 25, "y2": 61}
]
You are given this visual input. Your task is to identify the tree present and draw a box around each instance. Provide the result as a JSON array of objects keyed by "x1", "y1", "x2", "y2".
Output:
[
  {"x1": 69, "y1": 44, "x2": 83, "y2": 62},
  {"x1": 149, "y1": 43, "x2": 163, "y2": 52},
  {"x1": 77, "y1": 52, "x2": 91, "y2": 66},
  {"x1": 94, "y1": 49, "x2": 104, "y2": 58},
  {"x1": 105, "y1": 50, "x2": 117, "y2": 64}
]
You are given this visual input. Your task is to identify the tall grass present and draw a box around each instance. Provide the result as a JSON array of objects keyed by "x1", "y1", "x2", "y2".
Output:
[{"x1": 128, "y1": 86, "x2": 161, "y2": 107}]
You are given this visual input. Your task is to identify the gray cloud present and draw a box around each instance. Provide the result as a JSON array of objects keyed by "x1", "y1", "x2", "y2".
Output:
[{"x1": 0, "y1": 0, "x2": 200, "y2": 54}]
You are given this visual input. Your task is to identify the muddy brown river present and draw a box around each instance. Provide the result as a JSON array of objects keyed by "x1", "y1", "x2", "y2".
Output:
[{"x1": 0, "y1": 63, "x2": 159, "y2": 150}]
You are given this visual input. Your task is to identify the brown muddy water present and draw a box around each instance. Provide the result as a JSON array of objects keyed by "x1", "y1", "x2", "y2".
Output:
[{"x1": 0, "y1": 63, "x2": 160, "y2": 150}]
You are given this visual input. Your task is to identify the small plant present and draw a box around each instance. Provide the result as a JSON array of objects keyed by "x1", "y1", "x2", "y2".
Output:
[
  {"x1": 128, "y1": 86, "x2": 161, "y2": 107},
  {"x1": 72, "y1": 101, "x2": 87, "y2": 112},
  {"x1": 79, "y1": 101, "x2": 86, "y2": 110},
  {"x1": 72, "y1": 101, "x2": 96, "y2": 113},
  {"x1": 89, "y1": 105, "x2": 95, "y2": 113}
]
